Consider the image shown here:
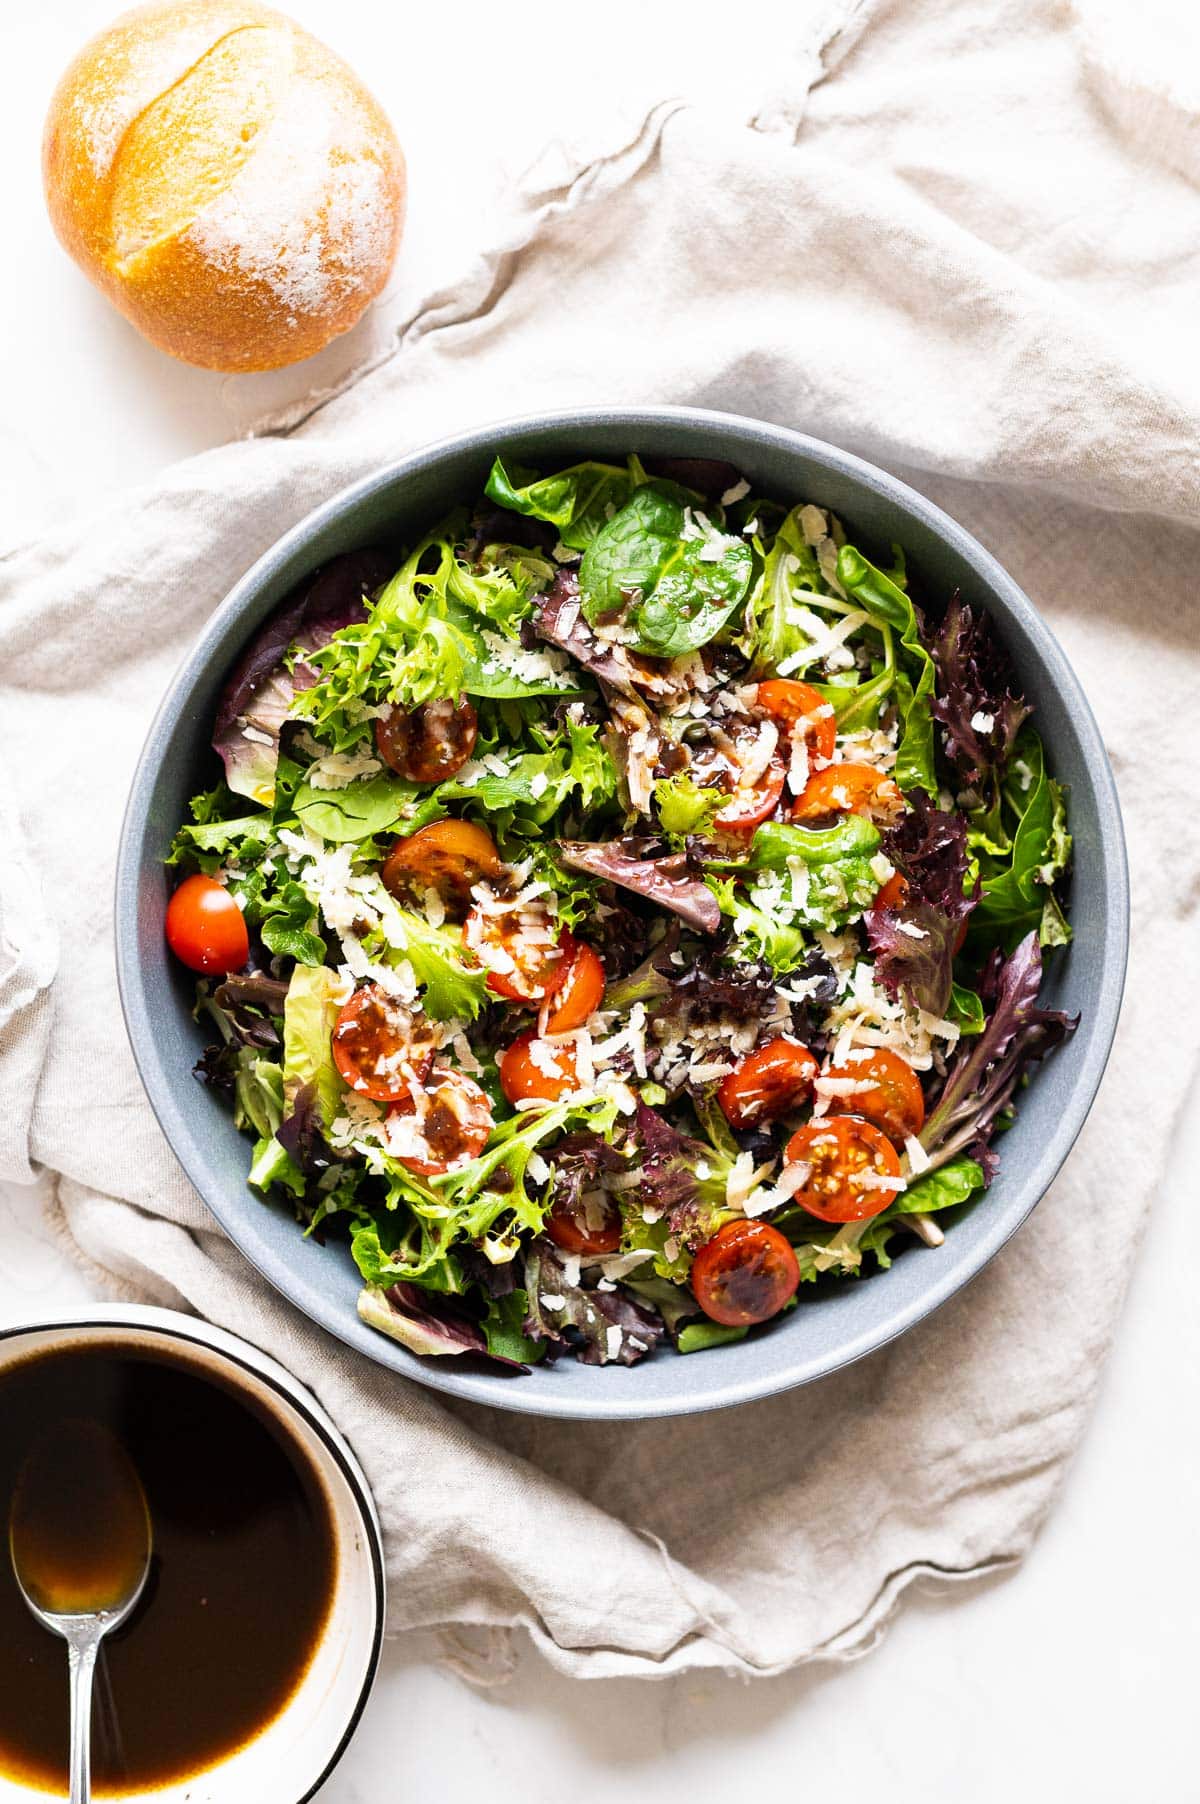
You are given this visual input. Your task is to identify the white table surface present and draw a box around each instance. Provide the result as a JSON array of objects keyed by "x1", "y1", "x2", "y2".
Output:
[{"x1": 3, "y1": 3, "x2": 1198, "y2": 1799}]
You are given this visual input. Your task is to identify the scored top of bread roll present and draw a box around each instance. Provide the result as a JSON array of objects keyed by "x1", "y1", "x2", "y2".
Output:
[{"x1": 43, "y1": 0, "x2": 405, "y2": 371}]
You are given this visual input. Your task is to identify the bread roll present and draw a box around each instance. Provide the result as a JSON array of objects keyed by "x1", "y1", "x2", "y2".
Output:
[{"x1": 43, "y1": 1, "x2": 405, "y2": 371}]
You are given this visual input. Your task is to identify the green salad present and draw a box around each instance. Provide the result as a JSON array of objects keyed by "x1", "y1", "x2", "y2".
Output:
[{"x1": 164, "y1": 452, "x2": 1075, "y2": 1371}]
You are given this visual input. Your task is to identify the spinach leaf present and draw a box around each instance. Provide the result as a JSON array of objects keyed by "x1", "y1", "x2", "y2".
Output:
[
  {"x1": 971, "y1": 729, "x2": 1073, "y2": 948},
  {"x1": 749, "y1": 505, "x2": 828, "y2": 673},
  {"x1": 738, "y1": 816, "x2": 882, "y2": 871},
  {"x1": 894, "y1": 1156, "x2": 984, "y2": 1214},
  {"x1": 949, "y1": 981, "x2": 986, "y2": 1035},
  {"x1": 481, "y1": 1289, "x2": 545, "y2": 1364},
  {"x1": 293, "y1": 773, "x2": 425, "y2": 843},
  {"x1": 580, "y1": 486, "x2": 753, "y2": 656},
  {"x1": 485, "y1": 457, "x2": 637, "y2": 550},
  {"x1": 837, "y1": 546, "x2": 937, "y2": 796},
  {"x1": 678, "y1": 1321, "x2": 749, "y2": 1354}
]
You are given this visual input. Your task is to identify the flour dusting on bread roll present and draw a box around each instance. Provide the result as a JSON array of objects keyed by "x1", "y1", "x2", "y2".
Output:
[{"x1": 43, "y1": 1, "x2": 405, "y2": 371}]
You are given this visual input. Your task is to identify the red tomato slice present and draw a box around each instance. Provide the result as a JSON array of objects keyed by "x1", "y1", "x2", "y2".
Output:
[
  {"x1": 463, "y1": 901, "x2": 572, "y2": 1003},
  {"x1": 717, "y1": 1037, "x2": 818, "y2": 1129},
  {"x1": 714, "y1": 757, "x2": 786, "y2": 832},
  {"x1": 381, "y1": 819, "x2": 503, "y2": 920},
  {"x1": 165, "y1": 874, "x2": 250, "y2": 976},
  {"x1": 331, "y1": 985, "x2": 438, "y2": 1103},
  {"x1": 544, "y1": 1192, "x2": 623, "y2": 1257},
  {"x1": 792, "y1": 762, "x2": 904, "y2": 826},
  {"x1": 785, "y1": 1116, "x2": 902, "y2": 1222},
  {"x1": 498, "y1": 1029, "x2": 580, "y2": 1107},
  {"x1": 386, "y1": 1068, "x2": 493, "y2": 1175},
  {"x1": 541, "y1": 940, "x2": 605, "y2": 1034},
  {"x1": 375, "y1": 697, "x2": 478, "y2": 783},
  {"x1": 821, "y1": 1049, "x2": 925, "y2": 1143},
  {"x1": 756, "y1": 679, "x2": 837, "y2": 762},
  {"x1": 691, "y1": 1221, "x2": 800, "y2": 1327}
]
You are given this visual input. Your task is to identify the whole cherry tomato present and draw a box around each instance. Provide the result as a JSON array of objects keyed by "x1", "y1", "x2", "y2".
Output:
[
  {"x1": 691, "y1": 1220, "x2": 800, "y2": 1326},
  {"x1": 717, "y1": 1037, "x2": 818, "y2": 1129},
  {"x1": 165, "y1": 874, "x2": 249, "y2": 976},
  {"x1": 331, "y1": 984, "x2": 437, "y2": 1103},
  {"x1": 785, "y1": 1116, "x2": 902, "y2": 1222},
  {"x1": 820, "y1": 1049, "x2": 926, "y2": 1144}
]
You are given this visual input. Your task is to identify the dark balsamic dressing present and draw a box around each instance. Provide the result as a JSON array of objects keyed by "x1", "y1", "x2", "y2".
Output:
[{"x1": 0, "y1": 1340, "x2": 336, "y2": 1796}]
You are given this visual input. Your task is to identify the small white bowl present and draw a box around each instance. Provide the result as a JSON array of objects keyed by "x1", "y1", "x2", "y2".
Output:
[{"x1": 0, "y1": 1305, "x2": 385, "y2": 1804}]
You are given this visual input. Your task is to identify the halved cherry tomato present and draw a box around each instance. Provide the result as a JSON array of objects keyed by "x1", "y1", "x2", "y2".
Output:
[
  {"x1": 382, "y1": 819, "x2": 502, "y2": 920},
  {"x1": 717, "y1": 1037, "x2": 818, "y2": 1129},
  {"x1": 541, "y1": 941, "x2": 605, "y2": 1034},
  {"x1": 165, "y1": 874, "x2": 249, "y2": 976},
  {"x1": 691, "y1": 1221, "x2": 800, "y2": 1327},
  {"x1": 464, "y1": 902, "x2": 572, "y2": 1004},
  {"x1": 375, "y1": 697, "x2": 478, "y2": 784},
  {"x1": 544, "y1": 1193, "x2": 623, "y2": 1257},
  {"x1": 714, "y1": 758, "x2": 786, "y2": 832},
  {"x1": 785, "y1": 1116, "x2": 902, "y2": 1222},
  {"x1": 686, "y1": 716, "x2": 787, "y2": 835},
  {"x1": 386, "y1": 1068, "x2": 493, "y2": 1175},
  {"x1": 870, "y1": 870, "x2": 968, "y2": 955},
  {"x1": 499, "y1": 1029, "x2": 580, "y2": 1107},
  {"x1": 756, "y1": 679, "x2": 837, "y2": 763},
  {"x1": 792, "y1": 762, "x2": 904, "y2": 826},
  {"x1": 331, "y1": 984, "x2": 438, "y2": 1103},
  {"x1": 821, "y1": 1049, "x2": 925, "y2": 1144}
]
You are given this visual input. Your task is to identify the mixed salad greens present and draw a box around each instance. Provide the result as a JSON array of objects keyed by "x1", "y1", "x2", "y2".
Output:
[{"x1": 165, "y1": 453, "x2": 1076, "y2": 1372}]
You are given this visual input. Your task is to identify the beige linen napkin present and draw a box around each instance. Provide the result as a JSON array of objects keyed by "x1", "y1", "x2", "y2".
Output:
[{"x1": 1, "y1": 0, "x2": 1197, "y2": 1678}]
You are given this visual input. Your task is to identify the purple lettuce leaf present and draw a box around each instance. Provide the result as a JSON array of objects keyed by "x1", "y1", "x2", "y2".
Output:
[
  {"x1": 866, "y1": 794, "x2": 979, "y2": 1017},
  {"x1": 919, "y1": 932, "x2": 1077, "y2": 1182},
  {"x1": 275, "y1": 1081, "x2": 335, "y2": 1180},
  {"x1": 531, "y1": 569, "x2": 640, "y2": 697},
  {"x1": 211, "y1": 972, "x2": 289, "y2": 1049},
  {"x1": 559, "y1": 838, "x2": 721, "y2": 933},
  {"x1": 522, "y1": 1241, "x2": 665, "y2": 1366},
  {"x1": 632, "y1": 1101, "x2": 703, "y2": 1216},
  {"x1": 357, "y1": 1281, "x2": 527, "y2": 1370},
  {"x1": 927, "y1": 592, "x2": 1031, "y2": 794},
  {"x1": 542, "y1": 1130, "x2": 628, "y2": 1227},
  {"x1": 214, "y1": 550, "x2": 391, "y2": 804}
]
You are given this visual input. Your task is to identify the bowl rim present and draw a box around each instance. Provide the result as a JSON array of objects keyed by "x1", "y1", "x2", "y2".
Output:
[
  {"x1": 115, "y1": 404, "x2": 1130, "y2": 1420},
  {"x1": 0, "y1": 1304, "x2": 385, "y2": 1804}
]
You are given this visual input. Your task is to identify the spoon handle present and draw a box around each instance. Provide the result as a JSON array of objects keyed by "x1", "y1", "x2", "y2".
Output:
[{"x1": 66, "y1": 1633, "x2": 100, "y2": 1804}]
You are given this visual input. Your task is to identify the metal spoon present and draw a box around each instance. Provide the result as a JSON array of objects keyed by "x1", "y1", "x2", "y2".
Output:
[{"x1": 9, "y1": 1419, "x2": 152, "y2": 1804}]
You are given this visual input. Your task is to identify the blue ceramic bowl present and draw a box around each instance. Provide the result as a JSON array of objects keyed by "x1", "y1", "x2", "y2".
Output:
[{"x1": 115, "y1": 409, "x2": 1128, "y2": 1420}]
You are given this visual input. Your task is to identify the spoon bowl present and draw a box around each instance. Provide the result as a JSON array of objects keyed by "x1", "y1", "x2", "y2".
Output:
[{"x1": 10, "y1": 1420, "x2": 152, "y2": 1804}]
